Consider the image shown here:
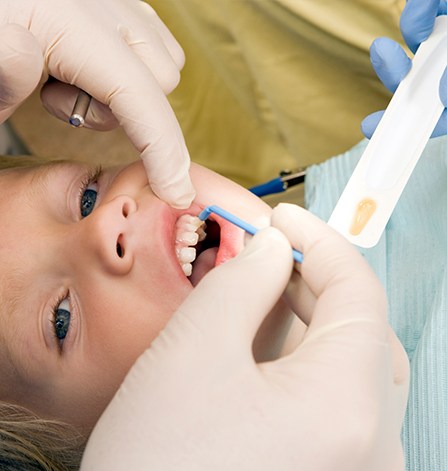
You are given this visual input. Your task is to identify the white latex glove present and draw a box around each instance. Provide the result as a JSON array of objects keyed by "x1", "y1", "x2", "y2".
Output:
[
  {"x1": 81, "y1": 204, "x2": 409, "y2": 471},
  {"x1": 0, "y1": 0, "x2": 194, "y2": 208}
]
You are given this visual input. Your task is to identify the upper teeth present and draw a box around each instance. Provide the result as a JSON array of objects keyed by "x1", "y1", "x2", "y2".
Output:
[{"x1": 175, "y1": 214, "x2": 207, "y2": 276}]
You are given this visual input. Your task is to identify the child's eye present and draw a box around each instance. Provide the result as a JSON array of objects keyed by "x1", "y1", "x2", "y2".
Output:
[
  {"x1": 81, "y1": 187, "x2": 98, "y2": 218},
  {"x1": 79, "y1": 166, "x2": 102, "y2": 218},
  {"x1": 52, "y1": 297, "x2": 71, "y2": 344}
]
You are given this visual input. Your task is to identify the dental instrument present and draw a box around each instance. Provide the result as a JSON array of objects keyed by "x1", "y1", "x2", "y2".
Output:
[
  {"x1": 198, "y1": 205, "x2": 303, "y2": 263},
  {"x1": 69, "y1": 90, "x2": 92, "y2": 128},
  {"x1": 328, "y1": 16, "x2": 447, "y2": 248},
  {"x1": 249, "y1": 168, "x2": 306, "y2": 197}
]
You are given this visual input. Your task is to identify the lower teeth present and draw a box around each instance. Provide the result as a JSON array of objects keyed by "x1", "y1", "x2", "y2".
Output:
[{"x1": 181, "y1": 263, "x2": 192, "y2": 277}]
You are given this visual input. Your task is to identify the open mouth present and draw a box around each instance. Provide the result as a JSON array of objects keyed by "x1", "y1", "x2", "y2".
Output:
[{"x1": 174, "y1": 214, "x2": 221, "y2": 286}]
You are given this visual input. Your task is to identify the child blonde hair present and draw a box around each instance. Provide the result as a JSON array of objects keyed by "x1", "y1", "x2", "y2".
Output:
[{"x1": 0, "y1": 401, "x2": 86, "y2": 471}]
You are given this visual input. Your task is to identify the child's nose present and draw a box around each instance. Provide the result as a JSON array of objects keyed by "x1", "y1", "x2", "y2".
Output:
[{"x1": 80, "y1": 195, "x2": 137, "y2": 275}]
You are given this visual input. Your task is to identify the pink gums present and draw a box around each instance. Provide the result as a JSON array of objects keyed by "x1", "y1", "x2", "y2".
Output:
[{"x1": 212, "y1": 215, "x2": 245, "y2": 267}]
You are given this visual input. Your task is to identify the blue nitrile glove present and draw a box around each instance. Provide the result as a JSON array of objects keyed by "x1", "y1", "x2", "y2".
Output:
[{"x1": 362, "y1": 0, "x2": 447, "y2": 138}]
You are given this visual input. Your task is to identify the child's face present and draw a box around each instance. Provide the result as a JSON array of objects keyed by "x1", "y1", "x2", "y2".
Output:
[{"x1": 0, "y1": 159, "x2": 270, "y2": 431}]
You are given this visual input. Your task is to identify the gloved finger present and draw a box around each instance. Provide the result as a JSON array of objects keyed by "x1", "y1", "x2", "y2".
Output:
[
  {"x1": 438, "y1": 66, "x2": 447, "y2": 107},
  {"x1": 283, "y1": 271, "x2": 317, "y2": 326},
  {"x1": 271, "y1": 205, "x2": 408, "y2": 394},
  {"x1": 432, "y1": 108, "x2": 447, "y2": 136},
  {"x1": 400, "y1": 0, "x2": 439, "y2": 53},
  {"x1": 174, "y1": 227, "x2": 294, "y2": 356},
  {"x1": 47, "y1": 31, "x2": 195, "y2": 208},
  {"x1": 40, "y1": 81, "x2": 119, "y2": 131},
  {"x1": 138, "y1": 102, "x2": 194, "y2": 209},
  {"x1": 361, "y1": 110, "x2": 384, "y2": 139},
  {"x1": 370, "y1": 37, "x2": 412, "y2": 93},
  {"x1": 0, "y1": 24, "x2": 43, "y2": 123},
  {"x1": 271, "y1": 204, "x2": 387, "y2": 331},
  {"x1": 118, "y1": 20, "x2": 182, "y2": 95},
  {"x1": 136, "y1": 1, "x2": 185, "y2": 70},
  {"x1": 106, "y1": 0, "x2": 184, "y2": 94}
]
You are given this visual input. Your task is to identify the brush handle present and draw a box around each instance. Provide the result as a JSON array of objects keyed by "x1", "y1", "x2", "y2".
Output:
[{"x1": 199, "y1": 205, "x2": 303, "y2": 263}]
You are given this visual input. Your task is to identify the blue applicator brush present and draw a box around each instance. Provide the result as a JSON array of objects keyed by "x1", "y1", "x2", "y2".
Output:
[{"x1": 198, "y1": 205, "x2": 303, "y2": 264}]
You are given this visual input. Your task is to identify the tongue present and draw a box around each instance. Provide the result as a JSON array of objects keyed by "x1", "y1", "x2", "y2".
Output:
[{"x1": 189, "y1": 247, "x2": 218, "y2": 286}]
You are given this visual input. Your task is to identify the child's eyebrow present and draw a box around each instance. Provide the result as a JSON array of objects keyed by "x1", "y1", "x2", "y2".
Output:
[
  {"x1": 0, "y1": 265, "x2": 34, "y2": 383},
  {"x1": 27, "y1": 162, "x2": 86, "y2": 214},
  {"x1": 0, "y1": 265, "x2": 26, "y2": 326},
  {"x1": 28, "y1": 162, "x2": 65, "y2": 199}
]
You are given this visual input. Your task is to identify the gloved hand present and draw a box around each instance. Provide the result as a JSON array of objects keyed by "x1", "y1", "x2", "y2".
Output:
[
  {"x1": 362, "y1": 0, "x2": 447, "y2": 139},
  {"x1": 0, "y1": 0, "x2": 194, "y2": 208},
  {"x1": 80, "y1": 204, "x2": 409, "y2": 471}
]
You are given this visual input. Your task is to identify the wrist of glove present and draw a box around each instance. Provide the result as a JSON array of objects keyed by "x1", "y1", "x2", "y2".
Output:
[{"x1": 81, "y1": 204, "x2": 409, "y2": 471}]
